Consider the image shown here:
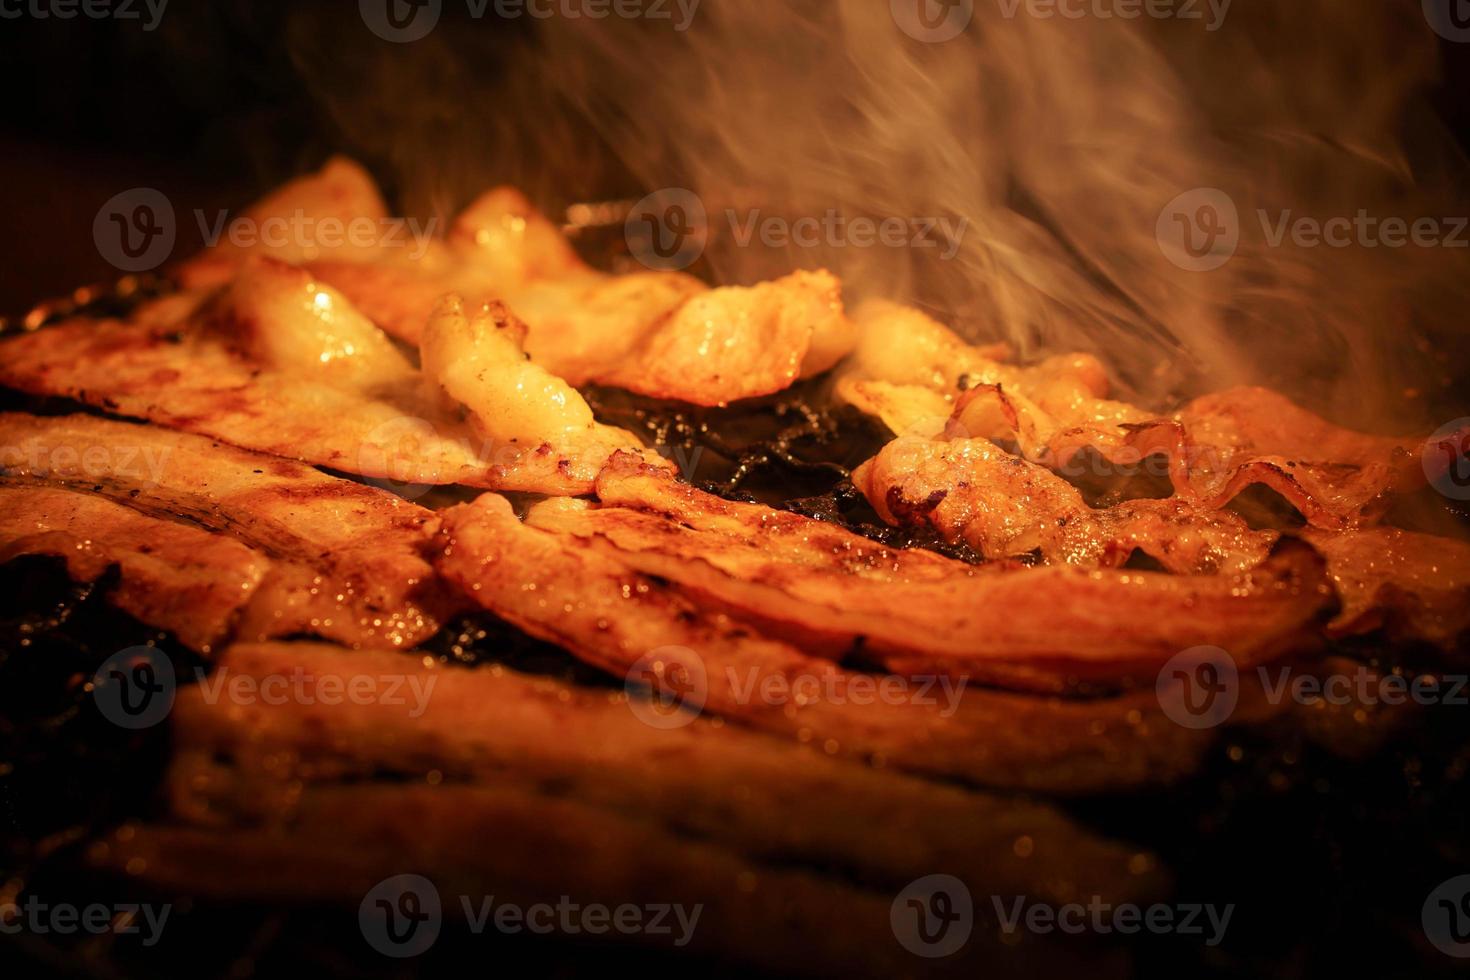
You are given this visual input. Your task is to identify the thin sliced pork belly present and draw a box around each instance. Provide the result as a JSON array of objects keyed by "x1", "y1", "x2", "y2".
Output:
[
  {"x1": 0, "y1": 413, "x2": 449, "y2": 650},
  {"x1": 533, "y1": 455, "x2": 1332, "y2": 687},
  {"x1": 93, "y1": 787, "x2": 1113, "y2": 979},
  {"x1": 839, "y1": 300, "x2": 1433, "y2": 528},
  {"x1": 176, "y1": 158, "x2": 856, "y2": 404},
  {"x1": 853, "y1": 435, "x2": 1276, "y2": 574},
  {"x1": 1299, "y1": 527, "x2": 1470, "y2": 644},
  {"x1": 0, "y1": 485, "x2": 267, "y2": 652},
  {"x1": 0, "y1": 260, "x2": 658, "y2": 495},
  {"x1": 170, "y1": 642, "x2": 1166, "y2": 907},
  {"x1": 438, "y1": 490, "x2": 1240, "y2": 793},
  {"x1": 852, "y1": 436, "x2": 1470, "y2": 648}
]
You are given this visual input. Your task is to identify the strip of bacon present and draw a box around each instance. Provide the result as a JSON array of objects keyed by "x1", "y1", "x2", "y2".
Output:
[
  {"x1": 92, "y1": 787, "x2": 1112, "y2": 978},
  {"x1": 168, "y1": 641, "x2": 1165, "y2": 907},
  {"x1": 528, "y1": 455, "x2": 1332, "y2": 687},
  {"x1": 0, "y1": 260, "x2": 656, "y2": 494},
  {"x1": 838, "y1": 300, "x2": 1433, "y2": 529},
  {"x1": 439, "y1": 490, "x2": 1250, "y2": 793},
  {"x1": 182, "y1": 158, "x2": 857, "y2": 405},
  {"x1": 1298, "y1": 527, "x2": 1470, "y2": 644},
  {"x1": 0, "y1": 413, "x2": 449, "y2": 650},
  {"x1": 952, "y1": 383, "x2": 1423, "y2": 530},
  {"x1": 852, "y1": 435, "x2": 1276, "y2": 575},
  {"x1": 852, "y1": 435, "x2": 1470, "y2": 648},
  {"x1": 0, "y1": 485, "x2": 267, "y2": 652}
]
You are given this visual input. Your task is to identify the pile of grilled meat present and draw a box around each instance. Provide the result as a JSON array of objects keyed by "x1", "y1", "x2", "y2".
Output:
[{"x1": 1, "y1": 159, "x2": 1467, "y2": 977}]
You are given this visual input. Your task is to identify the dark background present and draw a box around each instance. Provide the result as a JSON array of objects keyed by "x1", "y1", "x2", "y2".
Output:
[{"x1": 0, "y1": 1, "x2": 1468, "y2": 315}]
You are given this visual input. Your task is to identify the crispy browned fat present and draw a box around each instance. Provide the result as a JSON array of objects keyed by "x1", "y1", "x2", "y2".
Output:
[
  {"x1": 525, "y1": 455, "x2": 1335, "y2": 688},
  {"x1": 0, "y1": 413, "x2": 448, "y2": 651},
  {"x1": 438, "y1": 489, "x2": 1242, "y2": 793}
]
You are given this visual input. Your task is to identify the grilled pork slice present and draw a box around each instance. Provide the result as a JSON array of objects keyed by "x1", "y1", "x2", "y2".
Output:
[
  {"x1": 168, "y1": 642, "x2": 1166, "y2": 907},
  {"x1": 94, "y1": 786, "x2": 1117, "y2": 978},
  {"x1": 527, "y1": 455, "x2": 1332, "y2": 688},
  {"x1": 1298, "y1": 527, "x2": 1470, "y2": 645},
  {"x1": 853, "y1": 437, "x2": 1470, "y2": 648},
  {"x1": 853, "y1": 435, "x2": 1276, "y2": 574},
  {"x1": 181, "y1": 158, "x2": 857, "y2": 405},
  {"x1": 0, "y1": 486, "x2": 268, "y2": 652},
  {"x1": 438, "y1": 491, "x2": 1229, "y2": 793},
  {"x1": 177, "y1": 156, "x2": 396, "y2": 288},
  {"x1": 418, "y1": 294, "x2": 653, "y2": 481},
  {"x1": 0, "y1": 413, "x2": 448, "y2": 650},
  {"x1": 838, "y1": 300, "x2": 1433, "y2": 529},
  {"x1": 0, "y1": 259, "x2": 656, "y2": 494}
]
